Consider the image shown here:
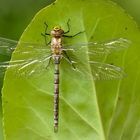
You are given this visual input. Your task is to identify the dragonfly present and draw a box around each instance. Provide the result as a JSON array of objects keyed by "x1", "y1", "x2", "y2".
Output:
[{"x1": 0, "y1": 20, "x2": 131, "y2": 132}]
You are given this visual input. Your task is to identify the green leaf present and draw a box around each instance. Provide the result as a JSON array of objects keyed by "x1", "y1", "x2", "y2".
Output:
[
  {"x1": 2, "y1": 0, "x2": 140, "y2": 139},
  {"x1": 0, "y1": 39, "x2": 16, "y2": 140}
]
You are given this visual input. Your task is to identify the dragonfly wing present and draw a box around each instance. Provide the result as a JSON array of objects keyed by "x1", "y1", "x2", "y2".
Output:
[
  {"x1": 0, "y1": 51, "x2": 52, "y2": 78},
  {"x1": 17, "y1": 42, "x2": 50, "y2": 54},
  {"x1": 0, "y1": 37, "x2": 51, "y2": 55},
  {"x1": 62, "y1": 50, "x2": 126, "y2": 81},
  {"x1": 89, "y1": 61, "x2": 126, "y2": 80},
  {"x1": 0, "y1": 37, "x2": 18, "y2": 56},
  {"x1": 63, "y1": 38, "x2": 131, "y2": 55},
  {"x1": 16, "y1": 56, "x2": 51, "y2": 77},
  {"x1": 88, "y1": 38, "x2": 131, "y2": 55},
  {"x1": 0, "y1": 37, "x2": 52, "y2": 78}
]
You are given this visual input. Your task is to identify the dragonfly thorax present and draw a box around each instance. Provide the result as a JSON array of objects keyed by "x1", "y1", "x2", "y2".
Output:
[{"x1": 51, "y1": 26, "x2": 64, "y2": 37}]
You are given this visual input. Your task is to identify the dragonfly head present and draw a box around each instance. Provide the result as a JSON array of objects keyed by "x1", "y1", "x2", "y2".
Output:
[
  {"x1": 53, "y1": 25, "x2": 61, "y2": 31},
  {"x1": 51, "y1": 25, "x2": 64, "y2": 37}
]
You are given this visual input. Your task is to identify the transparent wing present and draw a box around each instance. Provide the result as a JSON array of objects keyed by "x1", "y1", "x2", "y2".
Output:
[
  {"x1": 0, "y1": 37, "x2": 51, "y2": 55},
  {"x1": 64, "y1": 59, "x2": 126, "y2": 80},
  {"x1": 0, "y1": 39, "x2": 52, "y2": 78},
  {"x1": 62, "y1": 44, "x2": 127, "y2": 80},
  {"x1": 0, "y1": 37, "x2": 131, "y2": 57},
  {"x1": 63, "y1": 38, "x2": 131, "y2": 55},
  {"x1": 89, "y1": 61, "x2": 126, "y2": 80},
  {"x1": 0, "y1": 37, "x2": 54, "y2": 79},
  {"x1": 61, "y1": 38, "x2": 129, "y2": 80},
  {"x1": 0, "y1": 37, "x2": 129, "y2": 80},
  {"x1": 0, "y1": 37, "x2": 18, "y2": 56},
  {"x1": 0, "y1": 54, "x2": 52, "y2": 78},
  {"x1": 16, "y1": 42, "x2": 49, "y2": 54}
]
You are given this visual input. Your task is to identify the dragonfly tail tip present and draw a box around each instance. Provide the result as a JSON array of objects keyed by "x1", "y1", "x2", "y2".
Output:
[{"x1": 54, "y1": 126, "x2": 58, "y2": 133}]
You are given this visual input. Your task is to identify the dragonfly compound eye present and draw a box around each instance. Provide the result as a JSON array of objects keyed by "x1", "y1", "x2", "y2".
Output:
[
  {"x1": 51, "y1": 26, "x2": 64, "y2": 37},
  {"x1": 53, "y1": 26, "x2": 61, "y2": 31}
]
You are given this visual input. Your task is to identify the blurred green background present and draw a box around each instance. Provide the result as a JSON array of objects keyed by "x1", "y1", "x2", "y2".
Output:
[
  {"x1": 113, "y1": 0, "x2": 140, "y2": 26},
  {"x1": 0, "y1": 0, "x2": 140, "y2": 40},
  {"x1": 0, "y1": 0, "x2": 55, "y2": 40},
  {"x1": 0, "y1": 0, "x2": 139, "y2": 96}
]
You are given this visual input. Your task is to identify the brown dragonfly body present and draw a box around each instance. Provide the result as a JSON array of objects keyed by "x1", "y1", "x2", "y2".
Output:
[
  {"x1": 50, "y1": 26, "x2": 64, "y2": 132},
  {"x1": 44, "y1": 23, "x2": 83, "y2": 132}
]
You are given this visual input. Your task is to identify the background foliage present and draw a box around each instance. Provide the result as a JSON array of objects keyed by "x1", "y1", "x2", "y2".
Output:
[
  {"x1": 0, "y1": 0, "x2": 55, "y2": 40},
  {"x1": 112, "y1": 0, "x2": 140, "y2": 25}
]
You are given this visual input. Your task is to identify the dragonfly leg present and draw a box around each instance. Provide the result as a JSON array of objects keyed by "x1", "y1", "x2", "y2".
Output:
[
  {"x1": 44, "y1": 22, "x2": 50, "y2": 35},
  {"x1": 63, "y1": 51, "x2": 76, "y2": 69},
  {"x1": 63, "y1": 31, "x2": 84, "y2": 38},
  {"x1": 46, "y1": 54, "x2": 52, "y2": 69},
  {"x1": 63, "y1": 19, "x2": 85, "y2": 37},
  {"x1": 47, "y1": 40, "x2": 51, "y2": 45},
  {"x1": 41, "y1": 22, "x2": 50, "y2": 45},
  {"x1": 64, "y1": 19, "x2": 71, "y2": 34}
]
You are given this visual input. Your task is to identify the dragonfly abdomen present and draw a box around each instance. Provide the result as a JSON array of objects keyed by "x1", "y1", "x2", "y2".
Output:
[
  {"x1": 53, "y1": 56, "x2": 60, "y2": 132},
  {"x1": 50, "y1": 26, "x2": 64, "y2": 132}
]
